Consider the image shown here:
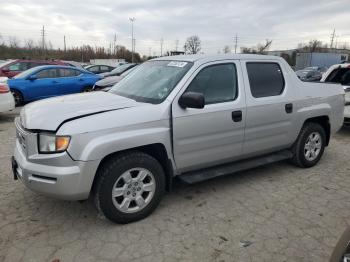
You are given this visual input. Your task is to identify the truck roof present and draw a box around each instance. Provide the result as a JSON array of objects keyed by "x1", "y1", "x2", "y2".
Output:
[{"x1": 153, "y1": 54, "x2": 283, "y2": 63}]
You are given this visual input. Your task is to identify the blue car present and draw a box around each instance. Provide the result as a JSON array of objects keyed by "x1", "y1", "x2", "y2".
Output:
[{"x1": 8, "y1": 65, "x2": 102, "y2": 106}]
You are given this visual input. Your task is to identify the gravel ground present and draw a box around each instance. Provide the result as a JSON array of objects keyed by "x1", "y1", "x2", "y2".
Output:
[{"x1": 1, "y1": 107, "x2": 350, "y2": 262}]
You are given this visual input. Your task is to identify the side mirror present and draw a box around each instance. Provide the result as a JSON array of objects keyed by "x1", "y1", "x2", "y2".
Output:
[
  {"x1": 178, "y1": 92, "x2": 205, "y2": 109},
  {"x1": 27, "y1": 74, "x2": 37, "y2": 81}
]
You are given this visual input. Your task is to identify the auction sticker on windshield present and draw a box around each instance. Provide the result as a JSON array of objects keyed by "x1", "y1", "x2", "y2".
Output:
[{"x1": 167, "y1": 61, "x2": 188, "y2": 67}]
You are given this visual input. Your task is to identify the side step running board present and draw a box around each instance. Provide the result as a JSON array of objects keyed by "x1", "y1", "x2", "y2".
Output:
[{"x1": 178, "y1": 150, "x2": 293, "y2": 184}]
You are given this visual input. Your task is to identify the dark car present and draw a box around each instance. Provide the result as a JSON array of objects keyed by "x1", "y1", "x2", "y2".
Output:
[
  {"x1": 93, "y1": 65, "x2": 139, "y2": 91},
  {"x1": 329, "y1": 227, "x2": 350, "y2": 262},
  {"x1": 85, "y1": 65, "x2": 115, "y2": 74},
  {"x1": 99, "y1": 63, "x2": 137, "y2": 78},
  {"x1": 296, "y1": 69, "x2": 322, "y2": 82},
  {"x1": 8, "y1": 65, "x2": 102, "y2": 106},
  {"x1": 0, "y1": 59, "x2": 69, "y2": 78}
]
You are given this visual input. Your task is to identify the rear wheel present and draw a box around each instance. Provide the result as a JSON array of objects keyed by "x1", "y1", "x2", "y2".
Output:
[
  {"x1": 11, "y1": 90, "x2": 23, "y2": 107},
  {"x1": 94, "y1": 151, "x2": 165, "y2": 224},
  {"x1": 291, "y1": 122, "x2": 326, "y2": 168},
  {"x1": 82, "y1": 86, "x2": 93, "y2": 92}
]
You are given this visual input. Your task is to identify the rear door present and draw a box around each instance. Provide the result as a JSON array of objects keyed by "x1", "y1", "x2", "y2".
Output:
[
  {"x1": 241, "y1": 60, "x2": 297, "y2": 156},
  {"x1": 172, "y1": 60, "x2": 246, "y2": 172},
  {"x1": 56, "y1": 68, "x2": 82, "y2": 94}
]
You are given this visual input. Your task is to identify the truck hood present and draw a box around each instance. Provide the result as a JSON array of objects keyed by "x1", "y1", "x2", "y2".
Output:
[{"x1": 20, "y1": 92, "x2": 139, "y2": 131}]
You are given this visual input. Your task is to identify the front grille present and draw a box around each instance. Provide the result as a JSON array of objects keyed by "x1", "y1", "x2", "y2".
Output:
[{"x1": 15, "y1": 117, "x2": 29, "y2": 152}]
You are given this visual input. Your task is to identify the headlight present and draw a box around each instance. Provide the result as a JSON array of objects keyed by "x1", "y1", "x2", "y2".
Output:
[{"x1": 38, "y1": 134, "x2": 70, "y2": 153}]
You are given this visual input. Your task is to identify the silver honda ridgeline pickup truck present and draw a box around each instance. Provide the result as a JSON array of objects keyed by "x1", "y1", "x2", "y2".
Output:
[{"x1": 12, "y1": 54, "x2": 344, "y2": 223}]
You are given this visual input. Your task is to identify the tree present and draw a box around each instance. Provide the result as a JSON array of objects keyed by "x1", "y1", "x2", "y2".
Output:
[
  {"x1": 241, "y1": 39, "x2": 273, "y2": 54},
  {"x1": 223, "y1": 45, "x2": 231, "y2": 54},
  {"x1": 184, "y1": 35, "x2": 201, "y2": 54}
]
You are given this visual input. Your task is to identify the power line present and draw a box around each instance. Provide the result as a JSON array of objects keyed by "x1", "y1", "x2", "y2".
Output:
[
  {"x1": 330, "y1": 29, "x2": 336, "y2": 49},
  {"x1": 40, "y1": 25, "x2": 46, "y2": 54},
  {"x1": 234, "y1": 33, "x2": 238, "y2": 54},
  {"x1": 160, "y1": 37, "x2": 164, "y2": 56}
]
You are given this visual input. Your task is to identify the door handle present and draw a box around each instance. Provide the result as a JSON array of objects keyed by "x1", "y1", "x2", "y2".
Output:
[
  {"x1": 232, "y1": 110, "x2": 242, "y2": 122},
  {"x1": 52, "y1": 80, "x2": 59, "y2": 84},
  {"x1": 78, "y1": 79, "x2": 84, "y2": 81},
  {"x1": 285, "y1": 103, "x2": 293, "y2": 114}
]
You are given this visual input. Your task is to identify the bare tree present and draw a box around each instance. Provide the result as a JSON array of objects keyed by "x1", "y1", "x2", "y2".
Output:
[
  {"x1": 241, "y1": 39, "x2": 273, "y2": 54},
  {"x1": 24, "y1": 39, "x2": 35, "y2": 49},
  {"x1": 223, "y1": 45, "x2": 231, "y2": 54},
  {"x1": 184, "y1": 35, "x2": 201, "y2": 54},
  {"x1": 257, "y1": 39, "x2": 273, "y2": 54},
  {"x1": 8, "y1": 36, "x2": 20, "y2": 48},
  {"x1": 308, "y1": 39, "x2": 322, "y2": 52}
]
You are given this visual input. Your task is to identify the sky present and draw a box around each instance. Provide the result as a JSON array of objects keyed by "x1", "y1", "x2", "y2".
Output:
[{"x1": 0, "y1": 0, "x2": 349, "y2": 56}]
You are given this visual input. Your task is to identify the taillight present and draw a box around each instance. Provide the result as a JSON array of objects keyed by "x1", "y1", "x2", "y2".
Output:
[{"x1": 0, "y1": 84, "x2": 10, "y2": 93}]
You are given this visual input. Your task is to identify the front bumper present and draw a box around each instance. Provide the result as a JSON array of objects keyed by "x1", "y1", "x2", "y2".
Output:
[{"x1": 13, "y1": 139, "x2": 100, "y2": 200}]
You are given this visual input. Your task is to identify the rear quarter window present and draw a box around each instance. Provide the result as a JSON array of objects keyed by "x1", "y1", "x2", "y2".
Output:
[{"x1": 246, "y1": 62, "x2": 285, "y2": 98}]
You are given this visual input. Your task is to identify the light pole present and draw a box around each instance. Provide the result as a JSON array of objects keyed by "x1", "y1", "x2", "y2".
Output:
[{"x1": 129, "y1": 17, "x2": 135, "y2": 63}]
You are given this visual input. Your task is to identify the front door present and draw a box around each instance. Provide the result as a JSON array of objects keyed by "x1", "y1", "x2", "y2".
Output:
[
  {"x1": 26, "y1": 68, "x2": 60, "y2": 100},
  {"x1": 172, "y1": 61, "x2": 246, "y2": 172}
]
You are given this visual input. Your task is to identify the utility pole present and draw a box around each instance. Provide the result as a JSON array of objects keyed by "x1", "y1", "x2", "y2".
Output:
[
  {"x1": 129, "y1": 17, "x2": 135, "y2": 63},
  {"x1": 234, "y1": 33, "x2": 238, "y2": 54},
  {"x1": 41, "y1": 25, "x2": 46, "y2": 56},
  {"x1": 63, "y1": 35, "x2": 66, "y2": 53},
  {"x1": 175, "y1": 39, "x2": 179, "y2": 51},
  {"x1": 113, "y1": 33, "x2": 117, "y2": 56},
  {"x1": 330, "y1": 29, "x2": 336, "y2": 49},
  {"x1": 160, "y1": 38, "x2": 164, "y2": 56}
]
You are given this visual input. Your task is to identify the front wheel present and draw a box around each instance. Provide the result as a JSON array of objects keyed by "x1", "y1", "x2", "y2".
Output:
[
  {"x1": 94, "y1": 151, "x2": 165, "y2": 224},
  {"x1": 11, "y1": 90, "x2": 23, "y2": 107},
  {"x1": 291, "y1": 122, "x2": 326, "y2": 168}
]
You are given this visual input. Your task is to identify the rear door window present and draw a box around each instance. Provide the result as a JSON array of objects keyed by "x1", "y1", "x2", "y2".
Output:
[
  {"x1": 58, "y1": 68, "x2": 80, "y2": 77},
  {"x1": 246, "y1": 62, "x2": 285, "y2": 98}
]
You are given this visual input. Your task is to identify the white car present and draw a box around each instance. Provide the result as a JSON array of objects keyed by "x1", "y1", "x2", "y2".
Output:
[
  {"x1": 321, "y1": 63, "x2": 350, "y2": 125},
  {"x1": 0, "y1": 82, "x2": 15, "y2": 113}
]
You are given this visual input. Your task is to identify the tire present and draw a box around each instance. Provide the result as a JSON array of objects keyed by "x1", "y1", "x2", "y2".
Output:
[
  {"x1": 11, "y1": 89, "x2": 23, "y2": 107},
  {"x1": 82, "y1": 86, "x2": 93, "y2": 92},
  {"x1": 94, "y1": 151, "x2": 166, "y2": 224},
  {"x1": 291, "y1": 122, "x2": 326, "y2": 168}
]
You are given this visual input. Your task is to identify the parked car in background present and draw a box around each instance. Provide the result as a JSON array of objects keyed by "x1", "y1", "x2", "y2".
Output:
[
  {"x1": 7, "y1": 65, "x2": 102, "y2": 106},
  {"x1": 85, "y1": 65, "x2": 115, "y2": 74},
  {"x1": 99, "y1": 63, "x2": 136, "y2": 78},
  {"x1": 329, "y1": 226, "x2": 350, "y2": 262},
  {"x1": 12, "y1": 54, "x2": 344, "y2": 223},
  {"x1": 321, "y1": 63, "x2": 350, "y2": 125},
  {"x1": 296, "y1": 69, "x2": 322, "y2": 82},
  {"x1": 0, "y1": 82, "x2": 15, "y2": 113},
  {"x1": 62, "y1": 61, "x2": 84, "y2": 69},
  {"x1": 93, "y1": 65, "x2": 139, "y2": 91},
  {"x1": 304, "y1": 66, "x2": 328, "y2": 74},
  {"x1": 0, "y1": 59, "x2": 69, "y2": 78}
]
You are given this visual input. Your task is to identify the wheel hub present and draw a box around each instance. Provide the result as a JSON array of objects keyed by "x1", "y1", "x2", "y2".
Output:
[{"x1": 112, "y1": 168, "x2": 156, "y2": 214}]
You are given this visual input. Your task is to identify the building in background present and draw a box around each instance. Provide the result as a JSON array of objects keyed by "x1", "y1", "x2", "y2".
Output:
[
  {"x1": 295, "y1": 53, "x2": 348, "y2": 70},
  {"x1": 90, "y1": 59, "x2": 126, "y2": 67}
]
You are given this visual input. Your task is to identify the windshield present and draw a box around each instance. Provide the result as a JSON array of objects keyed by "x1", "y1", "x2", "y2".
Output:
[
  {"x1": 325, "y1": 67, "x2": 350, "y2": 85},
  {"x1": 0, "y1": 60, "x2": 15, "y2": 68},
  {"x1": 13, "y1": 67, "x2": 40, "y2": 79},
  {"x1": 296, "y1": 70, "x2": 310, "y2": 77},
  {"x1": 121, "y1": 65, "x2": 138, "y2": 77},
  {"x1": 110, "y1": 60, "x2": 193, "y2": 104},
  {"x1": 109, "y1": 64, "x2": 134, "y2": 75}
]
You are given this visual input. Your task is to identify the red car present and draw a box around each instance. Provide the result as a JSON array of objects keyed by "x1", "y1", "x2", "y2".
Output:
[{"x1": 0, "y1": 59, "x2": 69, "y2": 78}]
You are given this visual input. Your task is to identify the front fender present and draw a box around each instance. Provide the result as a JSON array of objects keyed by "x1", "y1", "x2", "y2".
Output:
[{"x1": 67, "y1": 123, "x2": 173, "y2": 165}]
